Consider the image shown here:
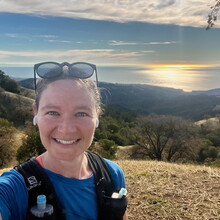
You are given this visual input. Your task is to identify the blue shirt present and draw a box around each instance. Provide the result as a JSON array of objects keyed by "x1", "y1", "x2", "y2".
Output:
[{"x1": 0, "y1": 159, "x2": 125, "y2": 220}]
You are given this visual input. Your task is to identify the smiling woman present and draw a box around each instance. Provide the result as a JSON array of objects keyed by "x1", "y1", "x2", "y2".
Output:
[{"x1": 0, "y1": 62, "x2": 128, "y2": 220}]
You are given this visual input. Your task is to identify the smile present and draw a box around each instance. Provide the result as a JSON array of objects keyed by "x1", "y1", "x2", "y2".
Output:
[{"x1": 55, "y1": 138, "x2": 80, "y2": 145}]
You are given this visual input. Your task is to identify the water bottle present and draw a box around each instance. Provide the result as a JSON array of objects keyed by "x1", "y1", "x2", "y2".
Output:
[{"x1": 30, "y1": 195, "x2": 54, "y2": 218}]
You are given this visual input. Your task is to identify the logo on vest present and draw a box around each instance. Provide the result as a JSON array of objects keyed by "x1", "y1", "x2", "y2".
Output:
[{"x1": 27, "y1": 176, "x2": 42, "y2": 190}]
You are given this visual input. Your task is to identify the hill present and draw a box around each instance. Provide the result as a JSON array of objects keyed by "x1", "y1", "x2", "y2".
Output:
[
  {"x1": 99, "y1": 82, "x2": 220, "y2": 121},
  {"x1": 18, "y1": 79, "x2": 220, "y2": 121},
  {"x1": 0, "y1": 90, "x2": 34, "y2": 125},
  {"x1": 116, "y1": 160, "x2": 220, "y2": 220},
  {"x1": 1, "y1": 160, "x2": 220, "y2": 219}
]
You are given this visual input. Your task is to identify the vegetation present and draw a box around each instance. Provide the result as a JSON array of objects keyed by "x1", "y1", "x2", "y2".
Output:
[
  {"x1": 0, "y1": 118, "x2": 17, "y2": 168},
  {"x1": 129, "y1": 114, "x2": 202, "y2": 162},
  {"x1": 0, "y1": 70, "x2": 20, "y2": 93},
  {"x1": 0, "y1": 72, "x2": 220, "y2": 165},
  {"x1": 16, "y1": 125, "x2": 45, "y2": 163},
  {"x1": 207, "y1": 0, "x2": 220, "y2": 30}
]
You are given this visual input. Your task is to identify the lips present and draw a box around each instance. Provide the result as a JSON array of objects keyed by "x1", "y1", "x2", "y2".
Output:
[{"x1": 54, "y1": 138, "x2": 80, "y2": 145}]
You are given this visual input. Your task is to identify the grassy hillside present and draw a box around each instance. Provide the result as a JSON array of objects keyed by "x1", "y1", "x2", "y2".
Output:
[
  {"x1": 0, "y1": 90, "x2": 34, "y2": 125},
  {"x1": 1, "y1": 160, "x2": 219, "y2": 219},
  {"x1": 116, "y1": 160, "x2": 220, "y2": 220}
]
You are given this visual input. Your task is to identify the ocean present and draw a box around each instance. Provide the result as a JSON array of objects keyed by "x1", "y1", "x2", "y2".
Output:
[{"x1": 1, "y1": 65, "x2": 220, "y2": 92}]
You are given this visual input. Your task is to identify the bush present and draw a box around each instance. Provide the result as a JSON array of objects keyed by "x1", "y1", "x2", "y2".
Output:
[
  {"x1": 199, "y1": 146, "x2": 219, "y2": 162},
  {"x1": 89, "y1": 139, "x2": 117, "y2": 159},
  {"x1": 0, "y1": 118, "x2": 17, "y2": 168},
  {"x1": 16, "y1": 126, "x2": 45, "y2": 163}
]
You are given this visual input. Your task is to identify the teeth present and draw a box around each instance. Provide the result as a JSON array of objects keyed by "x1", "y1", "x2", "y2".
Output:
[{"x1": 55, "y1": 139, "x2": 78, "y2": 145}]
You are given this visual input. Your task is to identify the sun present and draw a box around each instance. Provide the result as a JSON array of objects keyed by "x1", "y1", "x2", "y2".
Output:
[{"x1": 147, "y1": 64, "x2": 211, "y2": 70}]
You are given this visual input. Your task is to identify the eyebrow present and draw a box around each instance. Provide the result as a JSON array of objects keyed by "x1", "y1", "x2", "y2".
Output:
[
  {"x1": 40, "y1": 105, "x2": 60, "y2": 111},
  {"x1": 40, "y1": 104, "x2": 93, "y2": 112}
]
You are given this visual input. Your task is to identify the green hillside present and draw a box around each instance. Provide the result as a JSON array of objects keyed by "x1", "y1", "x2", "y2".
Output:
[{"x1": 0, "y1": 90, "x2": 34, "y2": 126}]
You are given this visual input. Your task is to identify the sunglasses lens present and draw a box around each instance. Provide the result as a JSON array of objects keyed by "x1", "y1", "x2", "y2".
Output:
[
  {"x1": 37, "y1": 63, "x2": 62, "y2": 78},
  {"x1": 70, "y1": 63, "x2": 94, "y2": 78}
]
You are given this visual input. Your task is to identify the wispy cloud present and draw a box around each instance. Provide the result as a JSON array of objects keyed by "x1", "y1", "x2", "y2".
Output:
[
  {"x1": 4, "y1": 33, "x2": 18, "y2": 38},
  {"x1": 0, "y1": 0, "x2": 214, "y2": 28},
  {"x1": 0, "y1": 48, "x2": 143, "y2": 64},
  {"x1": 109, "y1": 41, "x2": 138, "y2": 46},
  {"x1": 144, "y1": 41, "x2": 179, "y2": 45},
  {"x1": 109, "y1": 40, "x2": 179, "y2": 46},
  {"x1": 36, "y1": 35, "x2": 58, "y2": 38},
  {"x1": 47, "y1": 40, "x2": 72, "y2": 43}
]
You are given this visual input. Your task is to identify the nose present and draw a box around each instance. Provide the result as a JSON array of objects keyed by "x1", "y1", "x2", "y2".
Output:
[{"x1": 57, "y1": 117, "x2": 77, "y2": 134}]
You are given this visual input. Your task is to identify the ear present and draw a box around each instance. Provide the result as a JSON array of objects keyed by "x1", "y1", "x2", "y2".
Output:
[
  {"x1": 97, "y1": 107, "x2": 102, "y2": 116},
  {"x1": 32, "y1": 102, "x2": 38, "y2": 116}
]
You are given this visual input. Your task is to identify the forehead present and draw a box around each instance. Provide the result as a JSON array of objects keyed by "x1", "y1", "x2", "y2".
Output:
[{"x1": 39, "y1": 79, "x2": 94, "y2": 107}]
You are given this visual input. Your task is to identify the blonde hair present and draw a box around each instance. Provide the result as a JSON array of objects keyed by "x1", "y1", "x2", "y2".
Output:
[{"x1": 35, "y1": 76, "x2": 101, "y2": 110}]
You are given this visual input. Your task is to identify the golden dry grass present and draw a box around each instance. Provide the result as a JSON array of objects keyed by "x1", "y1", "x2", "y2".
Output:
[{"x1": 116, "y1": 160, "x2": 220, "y2": 220}]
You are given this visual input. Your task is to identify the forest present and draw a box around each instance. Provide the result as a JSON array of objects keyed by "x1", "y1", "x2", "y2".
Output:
[{"x1": 0, "y1": 70, "x2": 220, "y2": 168}]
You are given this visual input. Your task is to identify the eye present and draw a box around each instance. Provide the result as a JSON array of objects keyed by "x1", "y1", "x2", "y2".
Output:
[
  {"x1": 75, "y1": 112, "x2": 88, "y2": 117},
  {"x1": 47, "y1": 111, "x2": 59, "y2": 116}
]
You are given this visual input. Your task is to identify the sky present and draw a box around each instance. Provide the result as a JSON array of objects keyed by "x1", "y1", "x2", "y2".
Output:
[{"x1": 0, "y1": 0, "x2": 220, "y2": 91}]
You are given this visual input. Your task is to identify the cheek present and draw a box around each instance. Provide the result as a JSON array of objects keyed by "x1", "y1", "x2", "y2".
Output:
[{"x1": 37, "y1": 118, "x2": 53, "y2": 138}]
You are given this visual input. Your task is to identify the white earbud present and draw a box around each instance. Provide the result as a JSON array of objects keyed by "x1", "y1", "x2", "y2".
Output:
[
  {"x1": 33, "y1": 116, "x2": 37, "y2": 126},
  {"x1": 96, "y1": 119, "x2": 99, "y2": 128}
]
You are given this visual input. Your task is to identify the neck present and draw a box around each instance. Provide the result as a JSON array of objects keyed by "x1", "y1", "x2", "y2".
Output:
[{"x1": 41, "y1": 152, "x2": 92, "y2": 179}]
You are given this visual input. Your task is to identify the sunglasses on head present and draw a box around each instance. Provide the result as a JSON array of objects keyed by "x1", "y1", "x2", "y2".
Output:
[{"x1": 34, "y1": 61, "x2": 98, "y2": 90}]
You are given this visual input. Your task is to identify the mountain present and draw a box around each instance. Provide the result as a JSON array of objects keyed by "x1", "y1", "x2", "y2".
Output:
[
  {"x1": 191, "y1": 88, "x2": 220, "y2": 96},
  {"x1": 17, "y1": 79, "x2": 220, "y2": 121},
  {"x1": 99, "y1": 82, "x2": 220, "y2": 120}
]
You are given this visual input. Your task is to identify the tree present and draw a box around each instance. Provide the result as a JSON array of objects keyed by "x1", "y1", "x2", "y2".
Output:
[
  {"x1": 94, "y1": 112, "x2": 135, "y2": 146},
  {"x1": 130, "y1": 114, "x2": 200, "y2": 162},
  {"x1": 0, "y1": 118, "x2": 17, "y2": 168},
  {"x1": 0, "y1": 70, "x2": 20, "y2": 93},
  {"x1": 207, "y1": 0, "x2": 220, "y2": 30}
]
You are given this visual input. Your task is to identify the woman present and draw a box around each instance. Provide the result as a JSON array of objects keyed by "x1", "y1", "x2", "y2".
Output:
[{"x1": 0, "y1": 62, "x2": 128, "y2": 220}]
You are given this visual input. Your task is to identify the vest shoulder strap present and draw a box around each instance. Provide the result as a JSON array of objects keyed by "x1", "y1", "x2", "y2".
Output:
[
  {"x1": 86, "y1": 151, "x2": 115, "y2": 196},
  {"x1": 14, "y1": 158, "x2": 65, "y2": 220},
  {"x1": 86, "y1": 152, "x2": 127, "y2": 220}
]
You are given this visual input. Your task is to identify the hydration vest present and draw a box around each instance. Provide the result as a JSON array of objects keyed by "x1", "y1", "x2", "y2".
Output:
[{"x1": 14, "y1": 152, "x2": 127, "y2": 220}]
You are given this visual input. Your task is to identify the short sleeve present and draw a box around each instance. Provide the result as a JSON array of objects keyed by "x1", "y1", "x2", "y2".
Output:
[
  {"x1": 0, "y1": 169, "x2": 28, "y2": 220},
  {"x1": 104, "y1": 159, "x2": 126, "y2": 190}
]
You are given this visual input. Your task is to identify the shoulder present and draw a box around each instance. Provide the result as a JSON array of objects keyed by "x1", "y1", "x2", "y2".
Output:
[
  {"x1": 0, "y1": 168, "x2": 25, "y2": 185},
  {"x1": 0, "y1": 169, "x2": 28, "y2": 220},
  {"x1": 0, "y1": 168, "x2": 28, "y2": 196},
  {"x1": 104, "y1": 159, "x2": 126, "y2": 190}
]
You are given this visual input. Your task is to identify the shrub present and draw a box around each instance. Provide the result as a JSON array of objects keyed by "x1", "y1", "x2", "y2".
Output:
[
  {"x1": 0, "y1": 118, "x2": 17, "y2": 168},
  {"x1": 16, "y1": 126, "x2": 45, "y2": 163}
]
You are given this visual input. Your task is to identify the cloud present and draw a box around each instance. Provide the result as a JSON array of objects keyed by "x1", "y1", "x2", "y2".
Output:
[
  {"x1": 109, "y1": 40, "x2": 179, "y2": 46},
  {"x1": 144, "y1": 41, "x2": 179, "y2": 45},
  {"x1": 47, "y1": 40, "x2": 72, "y2": 43},
  {"x1": 0, "y1": 0, "x2": 214, "y2": 28},
  {"x1": 36, "y1": 35, "x2": 58, "y2": 38},
  {"x1": 4, "y1": 33, "x2": 18, "y2": 38},
  {"x1": 0, "y1": 48, "x2": 143, "y2": 64},
  {"x1": 109, "y1": 41, "x2": 138, "y2": 46}
]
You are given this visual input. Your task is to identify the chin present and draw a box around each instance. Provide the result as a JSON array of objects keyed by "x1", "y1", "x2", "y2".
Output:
[{"x1": 52, "y1": 150, "x2": 85, "y2": 161}]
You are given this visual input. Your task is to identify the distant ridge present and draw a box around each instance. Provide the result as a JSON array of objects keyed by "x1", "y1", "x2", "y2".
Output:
[
  {"x1": 191, "y1": 88, "x2": 220, "y2": 96},
  {"x1": 17, "y1": 79, "x2": 220, "y2": 121}
]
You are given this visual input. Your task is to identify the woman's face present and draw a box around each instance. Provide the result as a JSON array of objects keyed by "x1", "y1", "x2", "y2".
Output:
[{"x1": 34, "y1": 79, "x2": 98, "y2": 161}]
